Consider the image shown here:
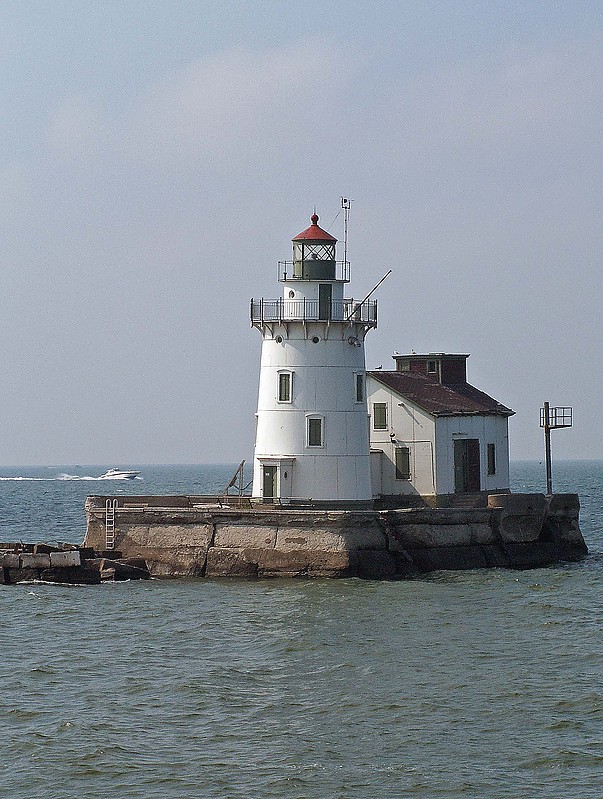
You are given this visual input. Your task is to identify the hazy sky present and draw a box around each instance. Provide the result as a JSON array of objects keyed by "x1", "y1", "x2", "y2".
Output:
[{"x1": 1, "y1": 1, "x2": 601, "y2": 465}]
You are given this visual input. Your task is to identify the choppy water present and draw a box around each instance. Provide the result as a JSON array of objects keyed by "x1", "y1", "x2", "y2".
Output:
[{"x1": 1, "y1": 462, "x2": 602, "y2": 799}]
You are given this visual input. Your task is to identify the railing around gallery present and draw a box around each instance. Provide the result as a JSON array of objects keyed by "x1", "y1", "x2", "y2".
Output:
[
  {"x1": 250, "y1": 298, "x2": 378, "y2": 325},
  {"x1": 277, "y1": 260, "x2": 350, "y2": 282}
]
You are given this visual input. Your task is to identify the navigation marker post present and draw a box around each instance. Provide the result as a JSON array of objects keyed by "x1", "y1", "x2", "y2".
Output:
[{"x1": 539, "y1": 403, "x2": 573, "y2": 494}]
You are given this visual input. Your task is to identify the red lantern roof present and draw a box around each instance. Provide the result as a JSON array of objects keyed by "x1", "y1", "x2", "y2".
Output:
[{"x1": 292, "y1": 213, "x2": 337, "y2": 242}]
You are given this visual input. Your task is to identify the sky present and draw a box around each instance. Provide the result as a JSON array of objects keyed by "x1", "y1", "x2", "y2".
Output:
[{"x1": 0, "y1": 0, "x2": 601, "y2": 465}]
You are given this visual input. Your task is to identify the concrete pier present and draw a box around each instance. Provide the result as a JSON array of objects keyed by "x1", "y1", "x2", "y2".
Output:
[{"x1": 84, "y1": 493, "x2": 587, "y2": 579}]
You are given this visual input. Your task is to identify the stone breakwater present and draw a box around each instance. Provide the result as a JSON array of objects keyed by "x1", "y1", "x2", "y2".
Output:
[
  {"x1": 84, "y1": 493, "x2": 587, "y2": 579},
  {"x1": 0, "y1": 542, "x2": 151, "y2": 585}
]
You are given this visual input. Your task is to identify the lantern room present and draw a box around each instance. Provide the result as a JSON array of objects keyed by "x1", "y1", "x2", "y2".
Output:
[{"x1": 290, "y1": 213, "x2": 338, "y2": 281}]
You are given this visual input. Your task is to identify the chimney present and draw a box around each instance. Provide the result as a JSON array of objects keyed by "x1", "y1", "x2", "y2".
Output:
[{"x1": 393, "y1": 353, "x2": 469, "y2": 384}]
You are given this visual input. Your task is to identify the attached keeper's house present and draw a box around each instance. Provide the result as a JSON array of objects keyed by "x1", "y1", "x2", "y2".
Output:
[{"x1": 367, "y1": 353, "x2": 514, "y2": 504}]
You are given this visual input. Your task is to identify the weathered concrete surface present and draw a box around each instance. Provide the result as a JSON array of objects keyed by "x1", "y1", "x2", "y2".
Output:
[
  {"x1": 84, "y1": 509, "x2": 213, "y2": 577},
  {"x1": 83, "y1": 493, "x2": 588, "y2": 579},
  {"x1": 49, "y1": 550, "x2": 81, "y2": 568},
  {"x1": 206, "y1": 547, "x2": 356, "y2": 579},
  {"x1": 20, "y1": 553, "x2": 52, "y2": 569},
  {"x1": 1, "y1": 567, "x2": 37, "y2": 585},
  {"x1": 488, "y1": 493, "x2": 547, "y2": 543},
  {"x1": 39, "y1": 566, "x2": 101, "y2": 585}
]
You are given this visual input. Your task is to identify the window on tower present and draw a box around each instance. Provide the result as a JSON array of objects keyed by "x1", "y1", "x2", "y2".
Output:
[
  {"x1": 277, "y1": 371, "x2": 292, "y2": 403},
  {"x1": 307, "y1": 416, "x2": 324, "y2": 447},
  {"x1": 355, "y1": 373, "x2": 364, "y2": 403}
]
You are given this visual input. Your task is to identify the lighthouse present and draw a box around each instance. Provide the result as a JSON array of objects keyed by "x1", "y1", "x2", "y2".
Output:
[{"x1": 250, "y1": 210, "x2": 377, "y2": 505}]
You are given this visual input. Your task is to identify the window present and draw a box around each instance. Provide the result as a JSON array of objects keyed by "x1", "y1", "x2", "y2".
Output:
[
  {"x1": 307, "y1": 416, "x2": 323, "y2": 447},
  {"x1": 296, "y1": 242, "x2": 335, "y2": 261},
  {"x1": 355, "y1": 373, "x2": 364, "y2": 403},
  {"x1": 373, "y1": 402, "x2": 387, "y2": 430},
  {"x1": 487, "y1": 443, "x2": 496, "y2": 475},
  {"x1": 278, "y1": 371, "x2": 292, "y2": 403},
  {"x1": 427, "y1": 360, "x2": 437, "y2": 374},
  {"x1": 395, "y1": 447, "x2": 411, "y2": 480}
]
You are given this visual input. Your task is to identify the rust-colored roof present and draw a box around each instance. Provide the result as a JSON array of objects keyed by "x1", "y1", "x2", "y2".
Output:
[
  {"x1": 293, "y1": 213, "x2": 337, "y2": 242},
  {"x1": 367, "y1": 371, "x2": 515, "y2": 417}
]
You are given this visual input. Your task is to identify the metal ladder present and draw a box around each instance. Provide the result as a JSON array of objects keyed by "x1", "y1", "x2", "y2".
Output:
[{"x1": 105, "y1": 499, "x2": 118, "y2": 550}]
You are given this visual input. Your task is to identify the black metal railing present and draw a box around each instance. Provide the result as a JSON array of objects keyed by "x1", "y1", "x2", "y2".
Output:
[
  {"x1": 250, "y1": 298, "x2": 377, "y2": 325},
  {"x1": 278, "y1": 260, "x2": 350, "y2": 282}
]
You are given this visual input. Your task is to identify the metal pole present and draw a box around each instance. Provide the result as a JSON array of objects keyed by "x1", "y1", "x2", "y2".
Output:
[
  {"x1": 342, "y1": 198, "x2": 350, "y2": 269},
  {"x1": 344, "y1": 269, "x2": 392, "y2": 321},
  {"x1": 543, "y1": 401, "x2": 553, "y2": 494}
]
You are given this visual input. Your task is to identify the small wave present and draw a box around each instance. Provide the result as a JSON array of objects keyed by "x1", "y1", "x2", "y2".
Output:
[
  {"x1": 20, "y1": 579, "x2": 101, "y2": 588},
  {"x1": 58, "y1": 473, "x2": 98, "y2": 480},
  {"x1": 0, "y1": 476, "x2": 50, "y2": 481},
  {"x1": 61, "y1": 474, "x2": 143, "y2": 481},
  {"x1": 94, "y1": 475, "x2": 143, "y2": 481},
  {"x1": 0, "y1": 474, "x2": 98, "y2": 481}
]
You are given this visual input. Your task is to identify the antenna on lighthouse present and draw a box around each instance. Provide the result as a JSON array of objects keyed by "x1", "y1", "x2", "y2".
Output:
[{"x1": 341, "y1": 197, "x2": 352, "y2": 269}]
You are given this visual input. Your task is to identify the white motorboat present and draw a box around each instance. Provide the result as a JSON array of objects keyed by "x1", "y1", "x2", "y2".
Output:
[{"x1": 98, "y1": 468, "x2": 141, "y2": 480}]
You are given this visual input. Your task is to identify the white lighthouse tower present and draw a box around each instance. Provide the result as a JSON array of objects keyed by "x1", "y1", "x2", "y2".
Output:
[{"x1": 251, "y1": 210, "x2": 378, "y2": 505}]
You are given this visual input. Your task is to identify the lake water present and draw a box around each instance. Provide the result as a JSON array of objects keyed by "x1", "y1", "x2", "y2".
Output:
[{"x1": 1, "y1": 462, "x2": 602, "y2": 799}]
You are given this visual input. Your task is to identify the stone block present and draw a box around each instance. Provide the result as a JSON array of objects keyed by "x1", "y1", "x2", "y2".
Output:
[
  {"x1": 488, "y1": 493, "x2": 547, "y2": 514},
  {"x1": 1, "y1": 553, "x2": 20, "y2": 568},
  {"x1": 34, "y1": 544, "x2": 60, "y2": 554},
  {"x1": 356, "y1": 550, "x2": 397, "y2": 580},
  {"x1": 387, "y1": 508, "x2": 490, "y2": 526},
  {"x1": 214, "y1": 524, "x2": 276, "y2": 550},
  {"x1": 142, "y1": 547, "x2": 208, "y2": 577},
  {"x1": 540, "y1": 515, "x2": 583, "y2": 545},
  {"x1": 545, "y1": 493, "x2": 580, "y2": 514},
  {"x1": 481, "y1": 545, "x2": 510, "y2": 568},
  {"x1": 125, "y1": 523, "x2": 212, "y2": 548},
  {"x1": 557, "y1": 539, "x2": 589, "y2": 561},
  {"x1": 20, "y1": 553, "x2": 51, "y2": 569},
  {"x1": 205, "y1": 547, "x2": 258, "y2": 578},
  {"x1": 407, "y1": 545, "x2": 488, "y2": 573},
  {"x1": 391, "y1": 550, "x2": 420, "y2": 576},
  {"x1": 469, "y1": 523, "x2": 496, "y2": 545},
  {"x1": 388, "y1": 523, "x2": 472, "y2": 549},
  {"x1": 40, "y1": 566, "x2": 101, "y2": 584},
  {"x1": 504, "y1": 541, "x2": 558, "y2": 570},
  {"x1": 102, "y1": 558, "x2": 152, "y2": 580},
  {"x1": 492, "y1": 494, "x2": 549, "y2": 544},
  {"x1": 497, "y1": 515, "x2": 544, "y2": 543},
  {"x1": 256, "y1": 548, "x2": 353, "y2": 578},
  {"x1": 49, "y1": 550, "x2": 81, "y2": 567},
  {"x1": 4, "y1": 568, "x2": 38, "y2": 584},
  {"x1": 275, "y1": 526, "x2": 385, "y2": 553}
]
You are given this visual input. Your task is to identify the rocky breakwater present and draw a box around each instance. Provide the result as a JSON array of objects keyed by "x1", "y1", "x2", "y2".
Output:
[
  {"x1": 84, "y1": 493, "x2": 587, "y2": 579},
  {"x1": 1, "y1": 542, "x2": 151, "y2": 585}
]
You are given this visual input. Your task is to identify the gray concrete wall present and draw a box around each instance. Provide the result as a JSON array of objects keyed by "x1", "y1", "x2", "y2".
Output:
[{"x1": 84, "y1": 493, "x2": 587, "y2": 579}]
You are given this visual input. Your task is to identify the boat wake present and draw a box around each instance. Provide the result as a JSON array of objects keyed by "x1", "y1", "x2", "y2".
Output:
[{"x1": 0, "y1": 474, "x2": 142, "y2": 482}]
